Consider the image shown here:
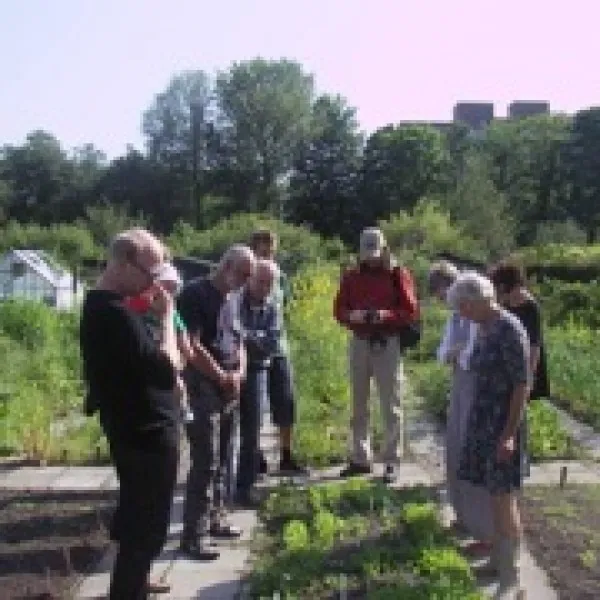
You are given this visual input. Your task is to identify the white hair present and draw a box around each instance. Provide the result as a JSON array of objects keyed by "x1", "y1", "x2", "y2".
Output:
[
  {"x1": 446, "y1": 271, "x2": 496, "y2": 310},
  {"x1": 218, "y1": 244, "x2": 256, "y2": 272}
]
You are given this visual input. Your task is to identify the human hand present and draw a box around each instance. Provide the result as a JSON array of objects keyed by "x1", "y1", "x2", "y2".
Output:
[
  {"x1": 496, "y1": 435, "x2": 516, "y2": 463},
  {"x1": 153, "y1": 283, "x2": 174, "y2": 318}
]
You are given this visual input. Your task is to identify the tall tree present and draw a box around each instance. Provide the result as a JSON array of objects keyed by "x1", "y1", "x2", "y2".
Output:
[
  {"x1": 142, "y1": 70, "x2": 214, "y2": 174},
  {"x1": 482, "y1": 114, "x2": 572, "y2": 244},
  {"x1": 360, "y1": 124, "x2": 448, "y2": 223},
  {"x1": 216, "y1": 58, "x2": 315, "y2": 213},
  {"x1": 288, "y1": 94, "x2": 363, "y2": 242},
  {"x1": 563, "y1": 107, "x2": 600, "y2": 242},
  {"x1": 1, "y1": 130, "x2": 76, "y2": 224}
]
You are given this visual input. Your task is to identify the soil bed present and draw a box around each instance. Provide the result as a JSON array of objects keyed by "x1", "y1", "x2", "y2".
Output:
[
  {"x1": 0, "y1": 489, "x2": 116, "y2": 600},
  {"x1": 522, "y1": 484, "x2": 600, "y2": 600}
]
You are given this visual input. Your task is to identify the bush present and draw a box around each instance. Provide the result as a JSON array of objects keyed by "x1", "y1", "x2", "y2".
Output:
[
  {"x1": 286, "y1": 263, "x2": 351, "y2": 465},
  {"x1": 167, "y1": 213, "x2": 346, "y2": 274},
  {"x1": 0, "y1": 300, "x2": 107, "y2": 462},
  {"x1": 379, "y1": 199, "x2": 487, "y2": 262}
]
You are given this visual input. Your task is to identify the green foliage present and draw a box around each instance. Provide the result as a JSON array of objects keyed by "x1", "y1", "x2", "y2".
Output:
[
  {"x1": 379, "y1": 199, "x2": 486, "y2": 261},
  {"x1": 250, "y1": 480, "x2": 482, "y2": 599},
  {"x1": 534, "y1": 220, "x2": 587, "y2": 246},
  {"x1": 0, "y1": 220, "x2": 100, "y2": 264},
  {"x1": 546, "y1": 324, "x2": 600, "y2": 430},
  {"x1": 514, "y1": 243, "x2": 600, "y2": 267},
  {"x1": 286, "y1": 263, "x2": 351, "y2": 465},
  {"x1": 167, "y1": 213, "x2": 346, "y2": 274},
  {"x1": 0, "y1": 300, "x2": 107, "y2": 462}
]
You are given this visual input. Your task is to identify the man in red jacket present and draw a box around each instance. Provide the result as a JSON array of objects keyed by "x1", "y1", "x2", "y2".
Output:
[{"x1": 334, "y1": 227, "x2": 419, "y2": 483}]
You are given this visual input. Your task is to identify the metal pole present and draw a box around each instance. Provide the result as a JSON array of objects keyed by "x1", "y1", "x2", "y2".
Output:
[{"x1": 190, "y1": 102, "x2": 203, "y2": 230}]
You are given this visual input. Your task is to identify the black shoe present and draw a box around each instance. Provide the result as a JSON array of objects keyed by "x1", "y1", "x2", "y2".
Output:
[
  {"x1": 340, "y1": 462, "x2": 372, "y2": 478},
  {"x1": 383, "y1": 464, "x2": 396, "y2": 484},
  {"x1": 180, "y1": 538, "x2": 220, "y2": 561},
  {"x1": 278, "y1": 456, "x2": 309, "y2": 475},
  {"x1": 209, "y1": 521, "x2": 243, "y2": 539},
  {"x1": 258, "y1": 453, "x2": 268, "y2": 474}
]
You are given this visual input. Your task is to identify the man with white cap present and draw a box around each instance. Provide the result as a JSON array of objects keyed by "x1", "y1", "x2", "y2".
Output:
[{"x1": 334, "y1": 227, "x2": 420, "y2": 483}]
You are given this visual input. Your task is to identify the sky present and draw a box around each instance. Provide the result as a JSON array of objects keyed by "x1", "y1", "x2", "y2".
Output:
[{"x1": 2, "y1": 0, "x2": 599, "y2": 160}]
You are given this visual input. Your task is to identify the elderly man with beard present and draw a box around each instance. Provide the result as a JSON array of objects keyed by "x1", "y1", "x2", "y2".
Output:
[
  {"x1": 176, "y1": 244, "x2": 256, "y2": 560},
  {"x1": 80, "y1": 228, "x2": 180, "y2": 600}
]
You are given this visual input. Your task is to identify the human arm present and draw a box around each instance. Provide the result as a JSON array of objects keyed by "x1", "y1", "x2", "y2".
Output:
[
  {"x1": 497, "y1": 321, "x2": 531, "y2": 461},
  {"x1": 333, "y1": 271, "x2": 366, "y2": 325},
  {"x1": 376, "y1": 267, "x2": 420, "y2": 326}
]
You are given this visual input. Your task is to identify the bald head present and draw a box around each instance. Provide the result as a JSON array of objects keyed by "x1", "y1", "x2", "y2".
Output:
[
  {"x1": 247, "y1": 259, "x2": 279, "y2": 302},
  {"x1": 104, "y1": 228, "x2": 167, "y2": 296},
  {"x1": 216, "y1": 244, "x2": 256, "y2": 293}
]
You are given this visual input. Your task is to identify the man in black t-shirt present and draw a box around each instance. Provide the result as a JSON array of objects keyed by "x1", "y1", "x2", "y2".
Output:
[
  {"x1": 80, "y1": 228, "x2": 180, "y2": 599},
  {"x1": 177, "y1": 244, "x2": 256, "y2": 560}
]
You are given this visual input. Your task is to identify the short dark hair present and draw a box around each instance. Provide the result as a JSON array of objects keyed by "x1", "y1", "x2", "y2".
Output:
[
  {"x1": 488, "y1": 261, "x2": 526, "y2": 292},
  {"x1": 250, "y1": 229, "x2": 277, "y2": 250}
]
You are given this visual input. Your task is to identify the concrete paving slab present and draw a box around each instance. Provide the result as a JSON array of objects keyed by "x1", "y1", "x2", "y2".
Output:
[
  {"x1": 0, "y1": 465, "x2": 67, "y2": 489},
  {"x1": 526, "y1": 461, "x2": 600, "y2": 485},
  {"x1": 50, "y1": 466, "x2": 115, "y2": 490}
]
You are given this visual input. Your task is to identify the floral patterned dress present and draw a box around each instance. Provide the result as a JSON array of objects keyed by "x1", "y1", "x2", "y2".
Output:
[{"x1": 458, "y1": 309, "x2": 530, "y2": 495}]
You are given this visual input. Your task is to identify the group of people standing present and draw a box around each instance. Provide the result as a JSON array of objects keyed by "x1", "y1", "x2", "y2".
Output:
[
  {"x1": 430, "y1": 260, "x2": 548, "y2": 599},
  {"x1": 79, "y1": 220, "x2": 542, "y2": 600},
  {"x1": 80, "y1": 227, "x2": 304, "y2": 599}
]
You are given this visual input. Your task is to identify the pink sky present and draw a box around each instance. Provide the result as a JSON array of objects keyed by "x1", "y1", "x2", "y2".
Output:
[{"x1": 1, "y1": 0, "x2": 599, "y2": 158}]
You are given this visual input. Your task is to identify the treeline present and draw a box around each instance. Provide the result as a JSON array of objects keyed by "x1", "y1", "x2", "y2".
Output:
[{"x1": 2, "y1": 58, "x2": 600, "y2": 254}]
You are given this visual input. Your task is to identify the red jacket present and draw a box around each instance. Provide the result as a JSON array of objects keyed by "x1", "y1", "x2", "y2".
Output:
[{"x1": 334, "y1": 265, "x2": 419, "y2": 336}]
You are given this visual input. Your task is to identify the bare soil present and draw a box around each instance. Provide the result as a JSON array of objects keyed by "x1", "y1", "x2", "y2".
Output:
[
  {"x1": 0, "y1": 489, "x2": 116, "y2": 600},
  {"x1": 522, "y1": 484, "x2": 600, "y2": 600}
]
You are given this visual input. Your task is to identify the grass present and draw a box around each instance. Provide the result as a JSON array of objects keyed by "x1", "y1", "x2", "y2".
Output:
[
  {"x1": 248, "y1": 478, "x2": 483, "y2": 599},
  {"x1": 546, "y1": 324, "x2": 600, "y2": 431}
]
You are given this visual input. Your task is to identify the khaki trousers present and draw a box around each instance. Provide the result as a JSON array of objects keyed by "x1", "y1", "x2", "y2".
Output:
[{"x1": 349, "y1": 334, "x2": 404, "y2": 466}]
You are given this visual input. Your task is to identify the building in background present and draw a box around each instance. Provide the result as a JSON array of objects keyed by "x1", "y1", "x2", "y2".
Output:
[
  {"x1": 453, "y1": 102, "x2": 495, "y2": 130},
  {"x1": 0, "y1": 249, "x2": 84, "y2": 310},
  {"x1": 507, "y1": 101, "x2": 550, "y2": 119}
]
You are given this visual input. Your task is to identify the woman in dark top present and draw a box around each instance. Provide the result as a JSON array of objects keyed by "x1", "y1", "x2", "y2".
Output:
[{"x1": 489, "y1": 262, "x2": 550, "y2": 401}]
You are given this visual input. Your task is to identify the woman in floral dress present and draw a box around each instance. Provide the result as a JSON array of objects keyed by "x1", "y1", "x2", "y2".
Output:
[{"x1": 447, "y1": 271, "x2": 530, "y2": 599}]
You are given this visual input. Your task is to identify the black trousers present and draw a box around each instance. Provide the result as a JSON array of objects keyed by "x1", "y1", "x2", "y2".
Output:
[
  {"x1": 237, "y1": 367, "x2": 262, "y2": 494},
  {"x1": 105, "y1": 432, "x2": 178, "y2": 600},
  {"x1": 182, "y1": 379, "x2": 236, "y2": 538}
]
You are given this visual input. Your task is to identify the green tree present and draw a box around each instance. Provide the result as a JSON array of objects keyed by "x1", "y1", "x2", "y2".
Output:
[
  {"x1": 441, "y1": 152, "x2": 515, "y2": 259},
  {"x1": 1, "y1": 131, "x2": 77, "y2": 224},
  {"x1": 288, "y1": 94, "x2": 363, "y2": 242},
  {"x1": 482, "y1": 114, "x2": 572, "y2": 243},
  {"x1": 361, "y1": 124, "x2": 448, "y2": 222},
  {"x1": 563, "y1": 107, "x2": 600, "y2": 242},
  {"x1": 215, "y1": 58, "x2": 315, "y2": 214}
]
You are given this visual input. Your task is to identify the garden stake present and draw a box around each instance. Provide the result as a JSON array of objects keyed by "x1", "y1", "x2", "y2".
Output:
[{"x1": 559, "y1": 465, "x2": 568, "y2": 488}]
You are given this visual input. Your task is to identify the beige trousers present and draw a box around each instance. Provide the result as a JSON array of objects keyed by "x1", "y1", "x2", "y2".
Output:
[{"x1": 349, "y1": 335, "x2": 404, "y2": 466}]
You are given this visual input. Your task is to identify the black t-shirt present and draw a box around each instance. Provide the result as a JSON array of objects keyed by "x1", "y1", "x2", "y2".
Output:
[
  {"x1": 80, "y1": 290, "x2": 178, "y2": 448},
  {"x1": 508, "y1": 297, "x2": 550, "y2": 400},
  {"x1": 176, "y1": 276, "x2": 226, "y2": 363}
]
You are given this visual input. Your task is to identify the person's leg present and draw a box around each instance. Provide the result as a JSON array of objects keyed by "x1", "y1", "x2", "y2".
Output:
[
  {"x1": 237, "y1": 369, "x2": 261, "y2": 498},
  {"x1": 268, "y1": 355, "x2": 305, "y2": 472},
  {"x1": 210, "y1": 409, "x2": 243, "y2": 538},
  {"x1": 491, "y1": 491, "x2": 522, "y2": 592},
  {"x1": 342, "y1": 336, "x2": 372, "y2": 476},
  {"x1": 180, "y1": 401, "x2": 220, "y2": 560},
  {"x1": 371, "y1": 337, "x2": 403, "y2": 481},
  {"x1": 109, "y1": 440, "x2": 179, "y2": 599}
]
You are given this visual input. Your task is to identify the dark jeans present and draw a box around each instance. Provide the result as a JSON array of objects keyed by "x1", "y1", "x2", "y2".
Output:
[
  {"x1": 268, "y1": 355, "x2": 295, "y2": 428},
  {"x1": 182, "y1": 378, "x2": 236, "y2": 538},
  {"x1": 237, "y1": 367, "x2": 263, "y2": 494},
  {"x1": 105, "y1": 433, "x2": 178, "y2": 600}
]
